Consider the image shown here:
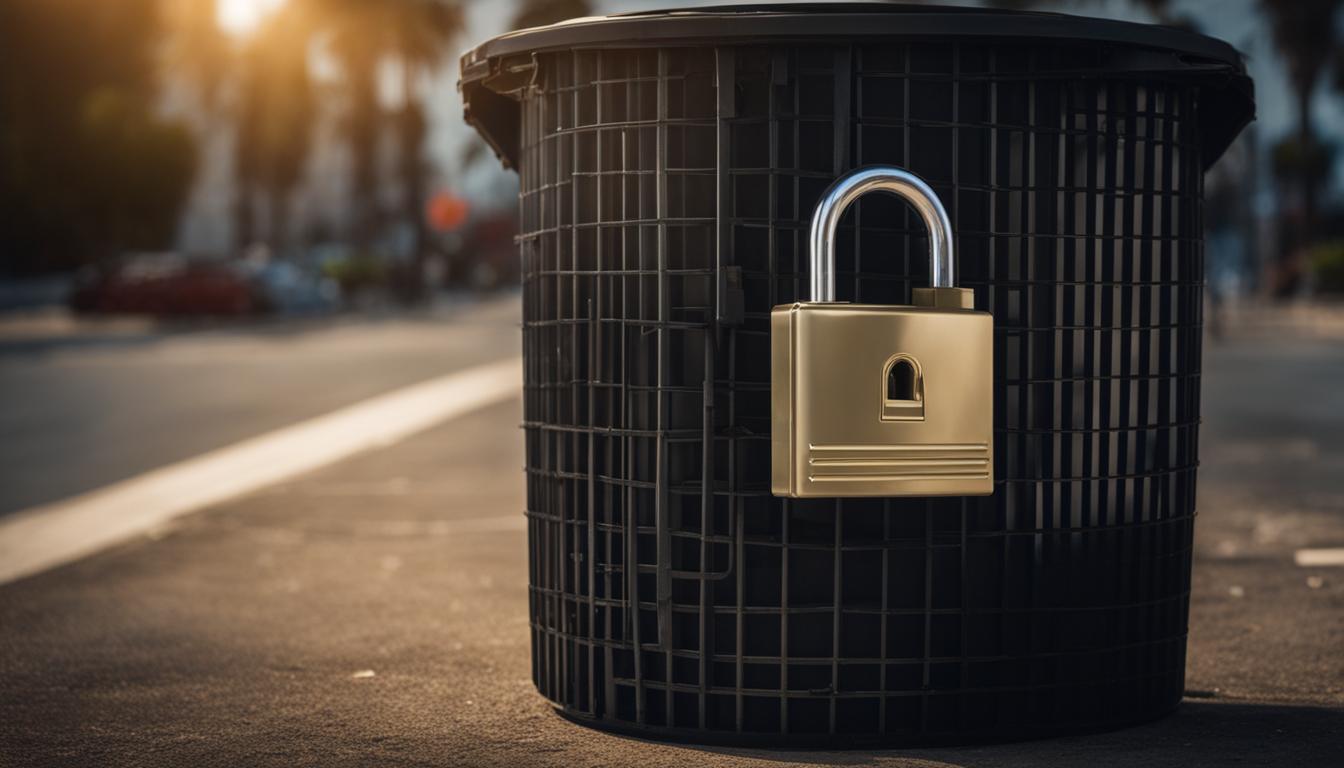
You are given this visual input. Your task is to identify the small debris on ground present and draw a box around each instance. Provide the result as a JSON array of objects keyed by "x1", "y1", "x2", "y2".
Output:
[
  {"x1": 351, "y1": 670, "x2": 376, "y2": 679},
  {"x1": 1228, "y1": 585, "x2": 1245, "y2": 598}
]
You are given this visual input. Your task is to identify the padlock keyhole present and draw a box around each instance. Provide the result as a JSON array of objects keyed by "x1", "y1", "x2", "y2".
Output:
[
  {"x1": 887, "y1": 359, "x2": 918, "y2": 401},
  {"x1": 881, "y1": 355, "x2": 925, "y2": 422}
]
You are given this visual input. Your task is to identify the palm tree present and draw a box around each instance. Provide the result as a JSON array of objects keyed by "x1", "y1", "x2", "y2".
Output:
[
  {"x1": 161, "y1": 0, "x2": 315, "y2": 253},
  {"x1": 385, "y1": 4, "x2": 462, "y2": 270},
  {"x1": 160, "y1": 0, "x2": 233, "y2": 112},
  {"x1": 233, "y1": 4, "x2": 316, "y2": 249},
  {"x1": 302, "y1": 0, "x2": 462, "y2": 255},
  {"x1": 1261, "y1": 0, "x2": 1342, "y2": 244}
]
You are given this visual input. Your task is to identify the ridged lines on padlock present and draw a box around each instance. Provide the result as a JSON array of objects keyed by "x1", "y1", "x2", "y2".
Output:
[{"x1": 807, "y1": 443, "x2": 991, "y2": 483}]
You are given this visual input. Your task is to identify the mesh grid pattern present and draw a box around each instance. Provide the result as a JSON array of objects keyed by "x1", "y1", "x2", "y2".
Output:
[{"x1": 519, "y1": 41, "x2": 1202, "y2": 743}]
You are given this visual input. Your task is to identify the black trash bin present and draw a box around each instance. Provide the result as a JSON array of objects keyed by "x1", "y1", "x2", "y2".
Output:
[{"x1": 461, "y1": 3, "x2": 1254, "y2": 746}]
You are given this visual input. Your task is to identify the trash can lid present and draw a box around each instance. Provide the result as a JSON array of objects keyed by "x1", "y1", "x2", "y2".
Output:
[{"x1": 461, "y1": 3, "x2": 1254, "y2": 172}]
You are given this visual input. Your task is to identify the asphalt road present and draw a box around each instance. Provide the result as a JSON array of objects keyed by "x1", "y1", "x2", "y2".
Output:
[
  {"x1": 0, "y1": 295, "x2": 521, "y2": 516},
  {"x1": 0, "y1": 299, "x2": 1341, "y2": 766}
]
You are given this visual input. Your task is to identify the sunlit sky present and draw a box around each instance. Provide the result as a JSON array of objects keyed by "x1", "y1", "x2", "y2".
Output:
[{"x1": 217, "y1": 0, "x2": 287, "y2": 35}]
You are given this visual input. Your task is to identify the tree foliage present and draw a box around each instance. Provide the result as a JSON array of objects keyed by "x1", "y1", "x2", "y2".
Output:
[
  {"x1": 299, "y1": 0, "x2": 464, "y2": 247},
  {"x1": 234, "y1": 5, "x2": 317, "y2": 247},
  {"x1": 0, "y1": 0, "x2": 197, "y2": 275},
  {"x1": 511, "y1": 0, "x2": 594, "y2": 31},
  {"x1": 1261, "y1": 0, "x2": 1343, "y2": 242}
]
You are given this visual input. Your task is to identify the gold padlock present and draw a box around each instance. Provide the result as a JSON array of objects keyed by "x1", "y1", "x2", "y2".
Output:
[{"x1": 772, "y1": 166, "x2": 994, "y2": 498}]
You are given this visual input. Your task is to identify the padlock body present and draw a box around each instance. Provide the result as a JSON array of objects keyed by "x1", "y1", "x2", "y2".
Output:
[{"x1": 772, "y1": 302, "x2": 994, "y2": 498}]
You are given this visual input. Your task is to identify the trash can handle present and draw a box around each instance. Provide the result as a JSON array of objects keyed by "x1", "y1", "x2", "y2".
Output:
[{"x1": 808, "y1": 166, "x2": 956, "y2": 302}]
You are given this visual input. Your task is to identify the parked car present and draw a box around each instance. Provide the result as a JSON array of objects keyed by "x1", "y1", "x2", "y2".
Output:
[
  {"x1": 68, "y1": 253, "x2": 337, "y2": 317},
  {"x1": 245, "y1": 260, "x2": 340, "y2": 315},
  {"x1": 69, "y1": 253, "x2": 254, "y2": 316}
]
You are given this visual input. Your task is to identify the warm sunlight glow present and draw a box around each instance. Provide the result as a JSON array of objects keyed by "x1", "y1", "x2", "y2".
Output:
[{"x1": 217, "y1": 0, "x2": 287, "y2": 36}]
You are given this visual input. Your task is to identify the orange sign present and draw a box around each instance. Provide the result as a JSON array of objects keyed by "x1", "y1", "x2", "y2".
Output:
[{"x1": 427, "y1": 192, "x2": 470, "y2": 232}]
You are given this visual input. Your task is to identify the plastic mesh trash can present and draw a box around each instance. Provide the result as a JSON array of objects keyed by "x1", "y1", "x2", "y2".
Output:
[{"x1": 461, "y1": 3, "x2": 1254, "y2": 746}]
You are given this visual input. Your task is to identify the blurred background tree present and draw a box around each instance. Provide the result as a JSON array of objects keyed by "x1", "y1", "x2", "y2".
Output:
[
  {"x1": 162, "y1": 0, "x2": 234, "y2": 112},
  {"x1": 0, "y1": 0, "x2": 197, "y2": 276},
  {"x1": 1263, "y1": 0, "x2": 1342, "y2": 251},
  {"x1": 234, "y1": 4, "x2": 317, "y2": 250},
  {"x1": 512, "y1": 0, "x2": 595, "y2": 29},
  {"x1": 302, "y1": 0, "x2": 464, "y2": 255}
]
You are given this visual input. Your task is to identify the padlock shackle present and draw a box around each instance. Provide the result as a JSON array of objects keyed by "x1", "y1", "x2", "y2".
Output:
[{"x1": 808, "y1": 166, "x2": 955, "y2": 303}]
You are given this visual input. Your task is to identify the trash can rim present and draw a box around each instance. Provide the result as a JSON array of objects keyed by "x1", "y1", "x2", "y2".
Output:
[
  {"x1": 459, "y1": 3, "x2": 1254, "y2": 172},
  {"x1": 463, "y1": 4, "x2": 1244, "y2": 73}
]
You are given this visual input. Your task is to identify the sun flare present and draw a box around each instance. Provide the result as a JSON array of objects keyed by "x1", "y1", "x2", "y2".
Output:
[{"x1": 217, "y1": 0, "x2": 287, "y2": 36}]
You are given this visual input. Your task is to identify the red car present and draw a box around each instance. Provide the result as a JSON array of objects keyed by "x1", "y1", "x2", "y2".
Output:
[{"x1": 69, "y1": 254, "x2": 258, "y2": 316}]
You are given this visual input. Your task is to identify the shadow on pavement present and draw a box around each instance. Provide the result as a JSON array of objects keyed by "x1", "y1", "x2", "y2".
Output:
[{"x1": 681, "y1": 700, "x2": 1344, "y2": 767}]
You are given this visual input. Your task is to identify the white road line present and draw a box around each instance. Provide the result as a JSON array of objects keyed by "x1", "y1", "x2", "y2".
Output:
[
  {"x1": 1294, "y1": 548, "x2": 1344, "y2": 568},
  {"x1": 0, "y1": 357, "x2": 522, "y2": 585}
]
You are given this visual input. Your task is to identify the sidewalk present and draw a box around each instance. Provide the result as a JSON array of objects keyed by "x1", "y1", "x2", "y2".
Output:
[
  {"x1": 1217, "y1": 298, "x2": 1344, "y2": 341},
  {"x1": 2, "y1": 331, "x2": 1342, "y2": 766}
]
